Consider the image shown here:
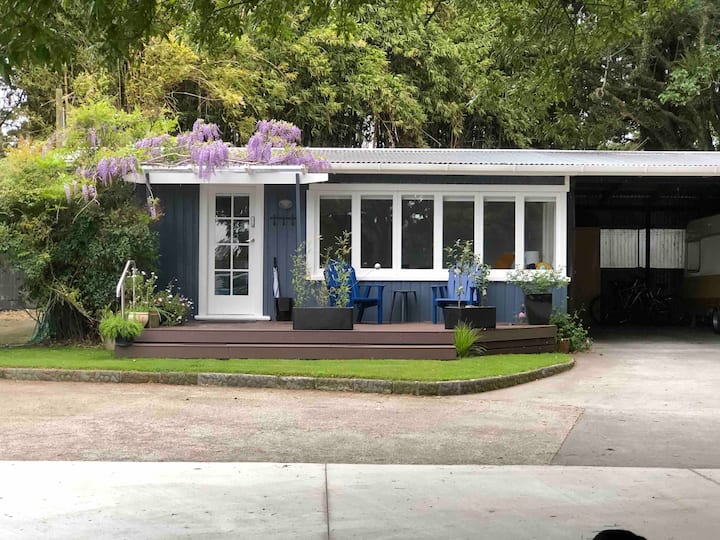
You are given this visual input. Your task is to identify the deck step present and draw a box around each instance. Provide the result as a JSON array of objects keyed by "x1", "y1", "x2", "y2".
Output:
[
  {"x1": 116, "y1": 343, "x2": 458, "y2": 360},
  {"x1": 136, "y1": 328, "x2": 454, "y2": 346}
]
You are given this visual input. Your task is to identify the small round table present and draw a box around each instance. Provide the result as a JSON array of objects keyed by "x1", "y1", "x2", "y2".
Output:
[{"x1": 390, "y1": 290, "x2": 417, "y2": 323}]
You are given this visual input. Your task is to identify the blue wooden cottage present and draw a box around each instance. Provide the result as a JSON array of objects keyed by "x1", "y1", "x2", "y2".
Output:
[{"x1": 136, "y1": 149, "x2": 720, "y2": 324}]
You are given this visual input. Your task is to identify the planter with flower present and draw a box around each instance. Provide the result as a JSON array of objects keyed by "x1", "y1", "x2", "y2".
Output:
[
  {"x1": 442, "y1": 240, "x2": 495, "y2": 329},
  {"x1": 291, "y1": 233, "x2": 353, "y2": 330},
  {"x1": 124, "y1": 269, "x2": 160, "y2": 327},
  {"x1": 153, "y1": 281, "x2": 193, "y2": 326},
  {"x1": 507, "y1": 267, "x2": 570, "y2": 325}
]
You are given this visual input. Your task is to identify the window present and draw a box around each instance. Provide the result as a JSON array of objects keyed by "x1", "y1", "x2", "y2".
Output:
[
  {"x1": 402, "y1": 196, "x2": 433, "y2": 269},
  {"x1": 214, "y1": 195, "x2": 249, "y2": 295},
  {"x1": 525, "y1": 201, "x2": 555, "y2": 268},
  {"x1": 443, "y1": 198, "x2": 474, "y2": 267},
  {"x1": 361, "y1": 197, "x2": 393, "y2": 268},
  {"x1": 319, "y1": 197, "x2": 351, "y2": 260},
  {"x1": 309, "y1": 185, "x2": 566, "y2": 279},
  {"x1": 484, "y1": 201, "x2": 515, "y2": 268}
]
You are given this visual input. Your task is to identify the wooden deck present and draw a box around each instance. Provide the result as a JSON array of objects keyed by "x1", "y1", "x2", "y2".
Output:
[{"x1": 115, "y1": 322, "x2": 557, "y2": 360}]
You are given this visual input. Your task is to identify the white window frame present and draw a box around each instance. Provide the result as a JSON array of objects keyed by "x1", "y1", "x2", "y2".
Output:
[{"x1": 307, "y1": 181, "x2": 569, "y2": 281}]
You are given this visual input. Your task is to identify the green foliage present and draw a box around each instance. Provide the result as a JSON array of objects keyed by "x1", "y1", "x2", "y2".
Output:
[
  {"x1": 507, "y1": 268, "x2": 570, "y2": 295},
  {"x1": 0, "y1": 102, "x2": 160, "y2": 341},
  {"x1": 98, "y1": 312, "x2": 144, "y2": 340},
  {"x1": 292, "y1": 232, "x2": 352, "y2": 308},
  {"x1": 6, "y1": 1, "x2": 720, "y2": 150},
  {"x1": 444, "y1": 240, "x2": 492, "y2": 306},
  {"x1": 550, "y1": 311, "x2": 592, "y2": 352},
  {"x1": 454, "y1": 322, "x2": 482, "y2": 358}
]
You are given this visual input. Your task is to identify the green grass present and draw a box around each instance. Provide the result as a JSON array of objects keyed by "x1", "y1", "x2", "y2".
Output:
[{"x1": 0, "y1": 346, "x2": 571, "y2": 381}]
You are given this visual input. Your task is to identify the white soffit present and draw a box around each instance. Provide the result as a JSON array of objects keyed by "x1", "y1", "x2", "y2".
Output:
[
  {"x1": 134, "y1": 166, "x2": 328, "y2": 185},
  {"x1": 310, "y1": 148, "x2": 720, "y2": 176}
]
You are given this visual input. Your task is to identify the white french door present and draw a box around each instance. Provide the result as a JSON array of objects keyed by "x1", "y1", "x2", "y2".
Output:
[{"x1": 202, "y1": 186, "x2": 264, "y2": 317}]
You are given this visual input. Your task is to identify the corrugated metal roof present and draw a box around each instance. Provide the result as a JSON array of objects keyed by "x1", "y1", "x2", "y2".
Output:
[{"x1": 310, "y1": 148, "x2": 720, "y2": 176}]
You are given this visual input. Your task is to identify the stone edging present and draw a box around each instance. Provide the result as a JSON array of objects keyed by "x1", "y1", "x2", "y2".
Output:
[{"x1": 0, "y1": 360, "x2": 573, "y2": 395}]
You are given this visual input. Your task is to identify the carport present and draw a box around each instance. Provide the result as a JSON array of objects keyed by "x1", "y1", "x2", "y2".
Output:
[{"x1": 568, "y1": 153, "x2": 720, "y2": 327}]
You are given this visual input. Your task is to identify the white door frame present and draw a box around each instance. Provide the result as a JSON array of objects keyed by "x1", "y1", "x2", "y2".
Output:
[{"x1": 197, "y1": 184, "x2": 268, "y2": 320}]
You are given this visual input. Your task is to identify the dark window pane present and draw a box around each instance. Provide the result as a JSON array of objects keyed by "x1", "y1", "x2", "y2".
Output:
[
  {"x1": 233, "y1": 220, "x2": 249, "y2": 243},
  {"x1": 233, "y1": 246, "x2": 248, "y2": 270},
  {"x1": 525, "y1": 201, "x2": 555, "y2": 268},
  {"x1": 215, "y1": 246, "x2": 230, "y2": 269},
  {"x1": 402, "y1": 198, "x2": 433, "y2": 269},
  {"x1": 484, "y1": 201, "x2": 515, "y2": 268},
  {"x1": 361, "y1": 198, "x2": 392, "y2": 268},
  {"x1": 232, "y1": 272, "x2": 249, "y2": 295},
  {"x1": 443, "y1": 200, "x2": 474, "y2": 267},
  {"x1": 233, "y1": 196, "x2": 249, "y2": 217},
  {"x1": 216, "y1": 196, "x2": 231, "y2": 217},
  {"x1": 215, "y1": 220, "x2": 230, "y2": 243},
  {"x1": 320, "y1": 198, "x2": 351, "y2": 261},
  {"x1": 214, "y1": 272, "x2": 230, "y2": 295}
]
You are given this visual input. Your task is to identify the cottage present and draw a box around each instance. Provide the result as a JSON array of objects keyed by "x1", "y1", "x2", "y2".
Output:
[{"x1": 135, "y1": 149, "x2": 720, "y2": 326}]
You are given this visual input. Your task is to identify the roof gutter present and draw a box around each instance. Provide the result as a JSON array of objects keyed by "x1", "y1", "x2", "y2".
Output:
[{"x1": 327, "y1": 163, "x2": 720, "y2": 177}]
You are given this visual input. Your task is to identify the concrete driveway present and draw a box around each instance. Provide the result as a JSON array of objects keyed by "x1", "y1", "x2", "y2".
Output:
[{"x1": 0, "y1": 327, "x2": 718, "y2": 467}]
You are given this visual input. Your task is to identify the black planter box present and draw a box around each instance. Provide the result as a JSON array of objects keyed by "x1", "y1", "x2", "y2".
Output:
[
  {"x1": 292, "y1": 307, "x2": 354, "y2": 330},
  {"x1": 525, "y1": 293, "x2": 553, "y2": 325},
  {"x1": 443, "y1": 306, "x2": 497, "y2": 330},
  {"x1": 275, "y1": 297, "x2": 294, "y2": 321}
]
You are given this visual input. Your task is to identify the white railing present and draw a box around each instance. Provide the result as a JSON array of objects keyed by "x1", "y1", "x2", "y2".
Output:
[{"x1": 115, "y1": 260, "x2": 136, "y2": 318}]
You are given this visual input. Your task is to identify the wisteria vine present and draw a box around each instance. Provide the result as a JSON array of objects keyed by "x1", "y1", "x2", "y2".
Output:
[{"x1": 65, "y1": 118, "x2": 329, "y2": 219}]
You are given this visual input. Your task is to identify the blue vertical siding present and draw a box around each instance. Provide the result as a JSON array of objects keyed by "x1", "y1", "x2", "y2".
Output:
[
  {"x1": 151, "y1": 185, "x2": 199, "y2": 315},
  {"x1": 263, "y1": 184, "x2": 306, "y2": 318}
]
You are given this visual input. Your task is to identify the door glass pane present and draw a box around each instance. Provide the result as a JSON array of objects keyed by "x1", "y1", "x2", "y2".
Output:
[
  {"x1": 233, "y1": 196, "x2": 249, "y2": 217},
  {"x1": 443, "y1": 199, "x2": 474, "y2": 267},
  {"x1": 233, "y1": 246, "x2": 248, "y2": 270},
  {"x1": 484, "y1": 201, "x2": 515, "y2": 268},
  {"x1": 402, "y1": 197, "x2": 433, "y2": 269},
  {"x1": 215, "y1": 220, "x2": 231, "y2": 243},
  {"x1": 320, "y1": 197, "x2": 351, "y2": 261},
  {"x1": 233, "y1": 272, "x2": 249, "y2": 295},
  {"x1": 233, "y1": 221, "x2": 249, "y2": 243},
  {"x1": 216, "y1": 196, "x2": 232, "y2": 217},
  {"x1": 215, "y1": 246, "x2": 231, "y2": 269},
  {"x1": 361, "y1": 198, "x2": 392, "y2": 269},
  {"x1": 214, "y1": 272, "x2": 230, "y2": 295},
  {"x1": 525, "y1": 201, "x2": 555, "y2": 268}
]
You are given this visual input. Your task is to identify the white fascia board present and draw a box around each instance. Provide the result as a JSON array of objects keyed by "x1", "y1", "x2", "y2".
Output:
[
  {"x1": 328, "y1": 163, "x2": 720, "y2": 177},
  {"x1": 138, "y1": 166, "x2": 328, "y2": 185},
  {"x1": 310, "y1": 183, "x2": 568, "y2": 194}
]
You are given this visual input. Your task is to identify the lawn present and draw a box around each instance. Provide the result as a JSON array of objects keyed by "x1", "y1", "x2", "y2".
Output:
[{"x1": 0, "y1": 347, "x2": 571, "y2": 381}]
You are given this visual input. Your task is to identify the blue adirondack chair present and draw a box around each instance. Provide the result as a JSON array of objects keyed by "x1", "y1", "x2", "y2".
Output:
[
  {"x1": 324, "y1": 260, "x2": 385, "y2": 324},
  {"x1": 430, "y1": 268, "x2": 476, "y2": 324}
]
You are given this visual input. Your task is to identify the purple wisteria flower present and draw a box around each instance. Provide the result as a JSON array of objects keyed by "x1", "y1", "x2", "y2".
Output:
[
  {"x1": 81, "y1": 184, "x2": 89, "y2": 202},
  {"x1": 64, "y1": 184, "x2": 72, "y2": 203},
  {"x1": 244, "y1": 119, "x2": 329, "y2": 172},
  {"x1": 190, "y1": 140, "x2": 229, "y2": 180},
  {"x1": 134, "y1": 135, "x2": 170, "y2": 158}
]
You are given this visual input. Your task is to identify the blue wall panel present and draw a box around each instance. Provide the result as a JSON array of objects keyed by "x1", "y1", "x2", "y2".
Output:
[
  {"x1": 263, "y1": 184, "x2": 306, "y2": 318},
  {"x1": 151, "y1": 185, "x2": 199, "y2": 315}
]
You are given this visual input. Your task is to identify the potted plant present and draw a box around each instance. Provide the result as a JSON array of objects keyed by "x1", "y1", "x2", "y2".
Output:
[
  {"x1": 507, "y1": 267, "x2": 570, "y2": 325},
  {"x1": 442, "y1": 240, "x2": 496, "y2": 329},
  {"x1": 99, "y1": 311, "x2": 144, "y2": 349},
  {"x1": 290, "y1": 232, "x2": 354, "y2": 330},
  {"x1": 549, "y1": 310, "x2": 592, "y2": 352},
  {"x1": 125, "y1": 269, "x2": 161, "y2": 327}
]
